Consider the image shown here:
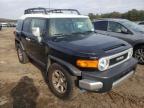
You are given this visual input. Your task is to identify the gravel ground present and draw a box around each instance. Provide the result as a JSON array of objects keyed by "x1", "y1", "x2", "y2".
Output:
[{"x1": 0, "y1": 28, "x2": 144, "y2": 108}]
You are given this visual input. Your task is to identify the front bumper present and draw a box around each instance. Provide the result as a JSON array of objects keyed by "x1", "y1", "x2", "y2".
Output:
[{"x1": 79, "y1": 57, "x2": 137, "y2": 92}]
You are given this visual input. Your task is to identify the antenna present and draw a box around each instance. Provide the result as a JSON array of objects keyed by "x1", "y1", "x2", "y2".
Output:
[{"x1": 49, "y1": 0, "x2": 50, "y2": 10}]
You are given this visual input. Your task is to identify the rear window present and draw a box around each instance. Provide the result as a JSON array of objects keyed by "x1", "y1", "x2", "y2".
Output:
[
  {"x1": 22, "y1": 18, "x2": 31, "y2": 33},
  {"x1": 16, "y1": 20, "x2": 23, "y2": 31},
  {"x1": 93, "y1": 21, "x2": 108, "y2": 31}
]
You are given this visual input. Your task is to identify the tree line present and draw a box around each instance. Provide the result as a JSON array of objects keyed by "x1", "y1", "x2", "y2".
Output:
[{"x1": 89, "y1": 9, "x2": 144, "y2": 21}]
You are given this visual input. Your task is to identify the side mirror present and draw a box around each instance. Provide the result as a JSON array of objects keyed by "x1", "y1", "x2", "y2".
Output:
[
  {"x1": 32, "y1": 27, "x2": 42, "y2": 42},
  {"x1": 32, "y1": 27, "x2": 40, "y2": 37},
  {"x1": 121, "y1": 28, "x2": 128, "y2": 34}
]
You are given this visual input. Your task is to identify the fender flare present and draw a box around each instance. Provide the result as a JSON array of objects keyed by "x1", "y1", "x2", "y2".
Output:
[
  {"x1": 47, "y1": 55, "x2": 81, "y2": 76},
  {"x1": 15, "y1": 39, "x2": 25, "y2": 50}
]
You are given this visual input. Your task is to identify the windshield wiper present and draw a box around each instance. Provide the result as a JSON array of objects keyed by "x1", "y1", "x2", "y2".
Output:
[
  {"x1": 51, "y1": 33, "x2": 72, "y2": 40},
  {"x1": 71, "y1": 31, "x2": 94, "y2": 35},
  {"x1": 84, "y1": 30, "x2": 94, "y2": 33},
  {"x1": 71, "y1": 32, "x2": 84, "y2": 35},
  {"x1": 53, "y1": 33, "x2": 71, "y2": 37}
]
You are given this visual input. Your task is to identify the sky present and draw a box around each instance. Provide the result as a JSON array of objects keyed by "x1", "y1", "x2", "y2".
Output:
[{"x1": 0, "y1": 0, "x2": 144, "y2": 19}]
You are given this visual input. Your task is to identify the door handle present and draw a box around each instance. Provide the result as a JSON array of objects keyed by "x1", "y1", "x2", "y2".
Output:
[{"x1": 26, "y1": 37, "x2": 31, "y2": 41}]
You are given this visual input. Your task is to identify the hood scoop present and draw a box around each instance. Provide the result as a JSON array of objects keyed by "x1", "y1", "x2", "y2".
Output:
[{"x1": 104, "y1": 44, "x2": 126, "y2": 53}]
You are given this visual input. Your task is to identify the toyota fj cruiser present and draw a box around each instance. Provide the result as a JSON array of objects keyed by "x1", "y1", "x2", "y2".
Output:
[{"x1": 15, "y1": 8, "x2": 137, "y2": 100}]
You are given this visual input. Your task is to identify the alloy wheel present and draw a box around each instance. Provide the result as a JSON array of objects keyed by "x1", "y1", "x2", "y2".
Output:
[
  {"x1": 52, "y1": 70, "x2": 67, "y2": 94},
  {"x1": 134, "y1": 48, "x2": 144, "y2": 63}
]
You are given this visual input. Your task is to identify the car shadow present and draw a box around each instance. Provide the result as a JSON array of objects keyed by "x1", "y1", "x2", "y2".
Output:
[{"x1": 11, "y1": 76, "x2": 39, "y2": 108}]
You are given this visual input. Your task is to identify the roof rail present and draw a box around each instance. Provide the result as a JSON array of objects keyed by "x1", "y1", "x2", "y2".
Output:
[
  {"x1": 24, "y1": 8, "x2": 81, "y2": 15},
  {"x1": 24, "y1": 7, "x2": 47, "y2": 14}
]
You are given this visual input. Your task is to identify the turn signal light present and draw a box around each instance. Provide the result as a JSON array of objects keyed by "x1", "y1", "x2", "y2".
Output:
[{"x1": 76, "y1": 60, "x2": 98, "y2": 68}]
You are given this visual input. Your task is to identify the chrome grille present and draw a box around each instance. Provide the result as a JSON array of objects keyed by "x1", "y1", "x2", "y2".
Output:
[{"x1": 108, "y1": 48, "x2": 133, "y2": 69}]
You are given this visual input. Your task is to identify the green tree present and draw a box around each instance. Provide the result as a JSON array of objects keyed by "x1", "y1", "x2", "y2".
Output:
[{"x1": 88, "y1": 9, "x2": 144, "y2": 21}]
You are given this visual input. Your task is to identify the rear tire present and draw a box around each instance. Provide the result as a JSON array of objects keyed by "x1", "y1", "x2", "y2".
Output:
[
  {"x1": 47, "y1": 63, "x2": 79, "y2": 100},
  {"x1": 134, "y1": 46, "x2": 144, "y2": 64},
  {"x1": 16, "y1": 44, "x2": 29, "y2": 64}
]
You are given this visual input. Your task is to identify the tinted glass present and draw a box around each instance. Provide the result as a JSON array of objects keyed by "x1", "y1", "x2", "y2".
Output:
[
  {"x1": 139, "y1": 22, "x2": 144, "y2": 25},
  {"x1": 23, "y1": 19, "x2": 31, "y2": 33},
  {"x1": 16, "y1": 20, "x2": 23, "y2": 31},
  {"x1": 120, "y1": 20, "x2": 144, "y2": 33},
  {"x1": 93, "y1": 21, "x2": 108, "y2": 31},
  {"x1": 108, "y1": 21, "x2": 127, "y2": 33}
]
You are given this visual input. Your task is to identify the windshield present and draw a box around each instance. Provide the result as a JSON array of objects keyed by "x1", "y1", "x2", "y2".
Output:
[
  {"x1": 120, "y1": 20, "x2": 144, "y2": 33},
  {"x1": 49, "y1": 18, "x2": 94, "y2": 36}
]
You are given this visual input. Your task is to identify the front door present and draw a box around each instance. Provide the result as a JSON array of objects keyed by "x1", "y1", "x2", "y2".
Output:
[
  {"x1": 27, "y1": 18, "x2": 48, "y2": 66},
  {"x1": 107, "y1": 21, "x2": 133, "y2": 43}
]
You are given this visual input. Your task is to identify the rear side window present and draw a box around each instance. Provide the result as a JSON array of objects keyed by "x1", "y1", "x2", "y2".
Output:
[
  {"x1": 139, "y1": 22, "x2": 144, "y2": 25},
  {"x1": 16, "y1": 20, "x2": 23, "y2": 31},
  {"x1": 22, "y1": 18, "x2": 31, "y2": 33},
  {"x1": 93, "y1": 21, "x2": 108, "y2": 31}
]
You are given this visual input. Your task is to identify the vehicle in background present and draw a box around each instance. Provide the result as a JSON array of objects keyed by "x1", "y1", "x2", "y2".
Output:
[
  {"x1": 0, "y1": 23, "x2": 16, "y2": 28},
  {"x1": 0, "y1": 24, "x2": 2, "y2": 31},
  {"x1": 138, "y1": 21, "x2": 144, "y2": 28},
  {"x1": 0, "y1": 23, "x2": 9, "y2": 27},
  {"x1": 93, "y1": 19, "x2": 144, "y2": 64},
  {"x1": 15, "y1": 8, "x2": 137, "y2": 99}
]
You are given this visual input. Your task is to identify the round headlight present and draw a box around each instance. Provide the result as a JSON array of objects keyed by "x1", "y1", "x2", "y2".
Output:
[{"x1": 98, "y1": 57, "x2": 109, "y2": 71}]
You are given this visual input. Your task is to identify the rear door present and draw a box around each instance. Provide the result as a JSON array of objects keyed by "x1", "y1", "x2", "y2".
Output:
[{"x1": 93, "y1": 21, "x2": 108, "y2": 35}]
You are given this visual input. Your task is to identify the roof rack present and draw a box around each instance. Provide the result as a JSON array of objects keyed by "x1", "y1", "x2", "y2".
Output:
[{"x1": 24, "y1": 7, "x2": 81, "y2": 15}]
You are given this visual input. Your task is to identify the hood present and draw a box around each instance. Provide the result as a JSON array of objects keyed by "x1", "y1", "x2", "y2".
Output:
[
  {"x1": 132, "y1": 31, "x2": 144, "y2": 40},
  {"x1": 48, "y1": 33, "x2": 130, "y2": 57}
]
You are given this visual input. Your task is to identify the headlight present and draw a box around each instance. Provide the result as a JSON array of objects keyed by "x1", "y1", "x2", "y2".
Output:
[
  {"x1": 98, "y1": 57, "x2": 109, "y2": 71},
  {"x1": 128, "y1": 48, "x2": 133, "y2": 58},
  {"x1": 76, "y1": 57, "x2": 109, "y2": 71}
]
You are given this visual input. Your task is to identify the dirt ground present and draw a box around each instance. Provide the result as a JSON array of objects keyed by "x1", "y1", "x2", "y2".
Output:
[{"x1": 0, "y1": 28, "x2": 144, "y2": 108}]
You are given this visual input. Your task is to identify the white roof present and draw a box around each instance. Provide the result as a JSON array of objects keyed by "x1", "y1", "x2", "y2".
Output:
[{"x1": 19, "y1": 13, "x2": 89, "y2": 20}]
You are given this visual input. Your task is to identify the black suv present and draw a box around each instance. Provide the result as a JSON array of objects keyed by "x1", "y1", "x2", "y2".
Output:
[
  {"x1": 15, "y1": 8, "x2": 137, "y2": 99},
  {"x1": 93, "y1": 19, "x2": 144, "y2": 64}
]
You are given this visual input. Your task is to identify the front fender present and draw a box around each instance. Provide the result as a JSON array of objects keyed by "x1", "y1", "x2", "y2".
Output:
[{"x1": 47, "y1": 55, "x2": 81, "y2": 76}]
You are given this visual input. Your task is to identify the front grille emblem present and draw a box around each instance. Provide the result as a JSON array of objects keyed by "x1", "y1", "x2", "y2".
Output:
[{"x1": 116, "y1": 56, "x2": 124, "y2": 61}]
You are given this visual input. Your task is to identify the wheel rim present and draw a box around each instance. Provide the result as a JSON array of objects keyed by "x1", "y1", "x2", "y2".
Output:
[
  {"x1": 52, "y1": 70, "x2": 67, "y2": 94},
  {"x1": 134, "y1": 48, "x2": 144, "y2": 63},
  {"x1": 18, "y1": 48, "x2": 23, "y2": 61}
]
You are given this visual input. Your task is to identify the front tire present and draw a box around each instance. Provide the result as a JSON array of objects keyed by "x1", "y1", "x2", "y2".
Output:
[
  {"x1": 47, "y1": 63, "x2": 78, "y2": 100},
  {"x1": 134, "y1": 46, "x2": 144, "y2": 64}
]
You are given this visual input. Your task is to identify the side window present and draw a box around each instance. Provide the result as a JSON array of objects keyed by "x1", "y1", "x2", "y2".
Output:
[
  {"x1": 31, "y1": 19, "x2": 46, "y2": 36},
  {"x1": 23, "y1": 19, "x2": 31, "y2": 33},
  {"x1": 93, "y1": 21, "x2": 108, "y2": 31},
  {"x1": 139, "y1": 22, "x2": 144, "y2": 25},
  {"x1": 108, "y1": 21, "x2": 128, "y2": 33},
  {"x1": 16, "y1": 20, "x2": 23, "y2": 31}
]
